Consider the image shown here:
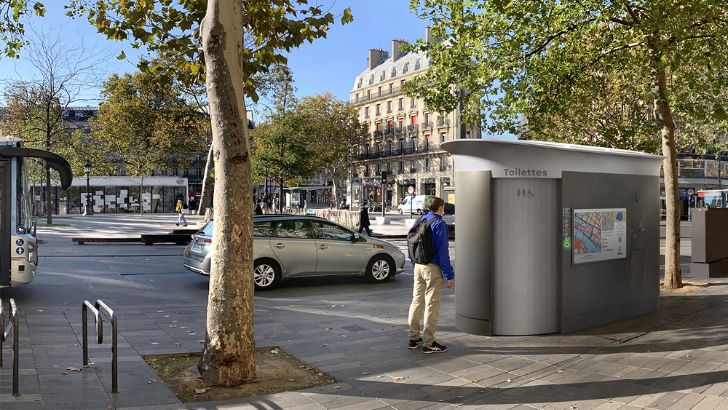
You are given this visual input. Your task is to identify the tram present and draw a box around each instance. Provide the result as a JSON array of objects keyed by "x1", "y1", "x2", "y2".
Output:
[{"x1": 0, "y1": 137, "x2": 72, "y2": 287}]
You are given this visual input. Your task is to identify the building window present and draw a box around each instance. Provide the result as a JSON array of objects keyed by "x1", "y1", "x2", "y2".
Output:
[
  {"x1": 440, "y1": 133, "x2": 446, "y2": 143},
  {"x1": 369, "y1": 74, "x2": 374, "y2": 85},
  {"x1": 440, "y1": 157, "x2": 447, "y2": 171},
  {"x1": 391, "y1": 66, "x2": 396, "y2": 77},
  {"x1": 376, "y1": 122, "x2": 382, "y2": 131},
  {"x1": 358, "y1": 78, "x2": 362, "y2": 88},
  {"x1": 364, "y1": 107, "x2": 369, "y2": 117},
  {"x1": 398, "y1": 120, "x2": 404, "y2": 129},
  {"x1": 399, "y1": 161, "x2": 404, "y2": 173},
  {"x1": 378, "y1": 86, "x2": 382, "y2": 97},
  {"x1": 376, "y1": 163, "x2": 381, "y2": 173},
  {"x1": 380, "y1": 71, "x2": 385, "y2": 81},
  {"x1": 415, "y1": 59, "x2": 421, "y2": 70},
  {"x1": 410, "y1": 115, "x2": 417, "y2": 124},
  {"x1": 367, "y1": 90, "x2": 371, "y2": 99},
  {"x1": 424, "y1": 113, "x2": 430, "y2": 123},
  {"x1": 387, "y1": 101, "x2": 392, "y2": 113},
  {"x1": 425, "y1": 158, "x2": 430, "y2": 171},
  {"x1": 398, "y1": 98, "x2": 404, "y2": 111},
  {"x1": 355, "y1": 93, "x2": 359, "y2": 102},
  {"x1": 386, "y1": 162, "x2": 391, "y2": 172},
  {"x1": 365, "y1": 165, "x2": 370, "y2": 176},
  {"x1": 403, "y1": 62, "x2": 409, "y2": 74},
  {"x1": 410, "y1": 98, "x2": 416, "y2": 108},
  {"x1": 410, "y1": 160, "x2": 416, "y2": 172},
  {"x1": 376, "y1": 104, "x2": 380, "y2": 115}
]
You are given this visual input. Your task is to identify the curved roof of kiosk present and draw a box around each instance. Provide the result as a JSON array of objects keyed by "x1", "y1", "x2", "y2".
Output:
[{"x1": 441, "y1": 139, "x2": 663, "y2": 178}]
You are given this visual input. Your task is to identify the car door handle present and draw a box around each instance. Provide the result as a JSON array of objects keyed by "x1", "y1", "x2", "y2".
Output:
[
  {"x1": 273, "y1": 243, "x2": 285, "y2": 249},
  {"x1": 318, "y1": 245, "x2": 328, "y2": 250}
]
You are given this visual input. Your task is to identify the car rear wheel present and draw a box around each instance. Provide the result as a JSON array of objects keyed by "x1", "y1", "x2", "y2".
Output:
[
  {"x1": 254, "y1": 259, "x2": 280, "y2": 290},
  {"x1": 367, "y1": 255, "x2": 393, "y2": 283}
]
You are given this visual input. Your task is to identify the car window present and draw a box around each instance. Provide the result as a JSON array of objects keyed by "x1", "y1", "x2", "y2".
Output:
[
  {"x1": 272, "y1": 219, "x2": 313, "y2": 239},
  {"x1": 313, "y1": 221, "x2": 353, "y2": 241},
  {"x1": 253, "y1": 221, "x2": 273, "y2": 237},
  {"x1": 201, "y1": 221, "x2": 214, "y2": 236}
]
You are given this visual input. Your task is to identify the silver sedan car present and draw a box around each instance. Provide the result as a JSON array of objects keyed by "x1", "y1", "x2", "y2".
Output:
[{"x1": 183, "y1": 215, "x2": 406, "y2": 290}]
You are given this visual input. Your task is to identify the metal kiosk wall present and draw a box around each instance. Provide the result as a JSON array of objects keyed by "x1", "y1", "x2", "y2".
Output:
[{"x1": 442, "y1": 140, "x2": 663, "y2": 335}]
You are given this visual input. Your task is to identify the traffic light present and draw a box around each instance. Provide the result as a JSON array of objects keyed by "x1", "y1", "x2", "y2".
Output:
[{"x1": 380, "y1": 171, "x2": 387, "y2": 185}]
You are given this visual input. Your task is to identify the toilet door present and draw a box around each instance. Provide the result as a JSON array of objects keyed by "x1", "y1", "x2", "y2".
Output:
[{"x1": 492, "y1": 178, "x2": 559, "y2": 335}]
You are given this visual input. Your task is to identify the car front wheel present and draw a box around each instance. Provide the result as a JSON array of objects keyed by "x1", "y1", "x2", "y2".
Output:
[
  {"x1": 254, "y1": 259, "x2": 280, "y2": 290},
  {"x1": 367, "y1": 255, "x2": 393, "y2": 283}
]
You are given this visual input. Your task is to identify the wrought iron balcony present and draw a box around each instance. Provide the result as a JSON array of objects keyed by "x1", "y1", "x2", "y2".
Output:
[
  {"x1": 421, "y1": 121, "x2": 433, "y2": 130},
  {"x1": 437, "y1": 118, "x2": 450, "y2": 128},
  {"x1": 353, "y1": 143, "x2": 439, "y2": 161},
  {"x1": 407, "y1": 124, "x2": 419, "y2": 133}
]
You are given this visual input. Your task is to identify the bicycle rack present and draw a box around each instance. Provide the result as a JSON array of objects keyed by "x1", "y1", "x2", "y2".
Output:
[
  {"x1": 82, "y1": 299, "x2": 118, "y2": 393},
  {"x1": 0, "y1": 298, "x2": 19, "y2": 396}
]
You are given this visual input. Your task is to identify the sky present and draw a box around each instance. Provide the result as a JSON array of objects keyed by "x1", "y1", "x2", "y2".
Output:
[{"x1": 0, "y1": 1, "x2": 510, "y2": 139}]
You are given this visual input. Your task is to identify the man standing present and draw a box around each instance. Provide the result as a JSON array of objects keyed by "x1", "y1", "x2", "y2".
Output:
[{"x1": 408, "y1": 196, "x2": 454, "y2": 353}]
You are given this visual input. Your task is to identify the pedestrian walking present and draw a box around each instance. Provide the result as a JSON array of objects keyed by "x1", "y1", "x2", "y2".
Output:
[
  {"x1": 358, "y1": 205, "x2": 371, "y2": 236},
  {"x1": 407, "y1": 196, "x2": 454, "y2": 353},
  {"x1": 255, "y1": 201, "x2": 263, "y2": 215},
  {"x1": 175, "y1": 199, "x2": 187, "y2": 226}
]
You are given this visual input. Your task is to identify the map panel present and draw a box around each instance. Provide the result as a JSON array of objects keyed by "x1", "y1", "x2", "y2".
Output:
[{"x1": 573, "y1": 208, "x2": 627, "y2": 264}]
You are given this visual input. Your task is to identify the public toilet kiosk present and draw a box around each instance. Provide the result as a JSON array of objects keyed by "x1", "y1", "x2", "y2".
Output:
[
  {"x1": 442, "y1": 140, "x2": 663, "y2": 335},
  {"x1": 0, "y1": 137, "x2": 73, "y2": 288}
]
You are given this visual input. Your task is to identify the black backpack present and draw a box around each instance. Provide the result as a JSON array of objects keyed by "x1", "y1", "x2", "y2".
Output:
[{"x1": 407, "y1": 217, "x2": 437, "y2": 264}]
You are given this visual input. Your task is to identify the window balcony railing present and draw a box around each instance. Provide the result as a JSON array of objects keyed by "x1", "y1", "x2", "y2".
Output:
[
  {"x1": 352, "y1": 143, "x2": 441, "y2": 161},
  {"x1": 421, "y1": 121, "x2": 433, "y2": 130},
  {"x1": 437, "y1": 118, "x2": 450, "y2": 128},
  {"x1": 407, "y1": 124, "x2": 419, "y2": 133}
]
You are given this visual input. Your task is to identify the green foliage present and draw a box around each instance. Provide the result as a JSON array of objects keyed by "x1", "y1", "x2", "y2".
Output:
[
  {"x1": 0, "y1": 0, "x2": 45, "y2": 58},
  {"x1": 251, "y1": 116, "x2": 315, "y2": 187},
  {"x1": 294, "y1": 93, "x2": 365, "y2": 202},
  {"x1": 66, "y1": 0, "x2": 353, "y2": 101},
  {"x1": 406, "y1": 0, "x2": 728, "y2": 148},
  {"x1": 89, "y1": 71, "x2": 208, "y2": 179}
]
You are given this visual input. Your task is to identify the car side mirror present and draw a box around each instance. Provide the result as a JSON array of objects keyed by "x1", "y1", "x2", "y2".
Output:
[{"x1": 352, "y1": 233, "x2": 360, "y2": 241}]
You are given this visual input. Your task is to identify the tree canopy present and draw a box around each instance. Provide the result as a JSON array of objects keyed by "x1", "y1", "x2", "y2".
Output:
[
  {"x1": 66, "y1": 0, "x2": 352, "y2": 100},
  {"x1": 89, "y1": 71, "x2": 208, "y2": 180},
  {"x1": 405, "y1": 0, "x2": 728, "y2": 289}
]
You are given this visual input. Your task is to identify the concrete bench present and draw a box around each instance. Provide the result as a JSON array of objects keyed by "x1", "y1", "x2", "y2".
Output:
[
  {"x1": 72, "y1": 237, "x2": 141, "y2": 245},
  {"x1": 140, "y1": 234, "x2": 192, "y2": 246}
]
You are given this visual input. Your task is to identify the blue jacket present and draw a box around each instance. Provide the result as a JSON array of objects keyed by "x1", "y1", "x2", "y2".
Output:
[{"x1": 421, "y1": 212, "x2": 454, "y2": 280}]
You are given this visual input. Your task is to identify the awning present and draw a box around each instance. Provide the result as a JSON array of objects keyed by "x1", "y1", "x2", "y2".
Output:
[{"x1": 0, "y1": 147, "x2": 74, "y2": 189}]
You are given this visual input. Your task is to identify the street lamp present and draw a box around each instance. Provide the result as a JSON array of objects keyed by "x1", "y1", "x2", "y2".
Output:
[{"x1": 83, "y1": 161, "x2": 92, "y2": 216}]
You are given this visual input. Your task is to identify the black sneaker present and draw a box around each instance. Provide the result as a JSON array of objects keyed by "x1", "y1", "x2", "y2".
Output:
[
  {"x1": 408, "y1": 338, "x2": 423, "y2": 349},
  {"x1": 422, "y1": 341, "x2": 447, "y2": 354}
]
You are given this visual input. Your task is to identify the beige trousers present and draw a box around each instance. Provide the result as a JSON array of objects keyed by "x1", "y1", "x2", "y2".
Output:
[{"x1": 408, "y1": 263, "x2": 444, "y2": 347}]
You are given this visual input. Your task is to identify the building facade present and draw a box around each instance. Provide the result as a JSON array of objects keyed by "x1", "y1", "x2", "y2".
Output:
[{"x1": 348, "y1": 34, "x2": 480, "y2": 208}]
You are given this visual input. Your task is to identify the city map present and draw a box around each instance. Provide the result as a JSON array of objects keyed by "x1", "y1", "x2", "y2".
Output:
[{"x1": 573, "y1": 208, "x2": 626, "y2": 264}]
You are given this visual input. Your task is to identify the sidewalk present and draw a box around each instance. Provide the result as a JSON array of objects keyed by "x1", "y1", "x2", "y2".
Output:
[{"x1": 2, "y1": 215, "x2": 727, "y2": 409}]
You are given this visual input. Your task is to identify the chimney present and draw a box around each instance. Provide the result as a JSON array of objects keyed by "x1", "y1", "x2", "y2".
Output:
[
  {"x1": 368, "y1": 48, "x2": 389, "y2": 70},
  {"x1": 391, "y1": 39, "x2": 409, "y2": 61},
  {"x1": 425, "y1": 26, "x2": 433, "y2": 43}
]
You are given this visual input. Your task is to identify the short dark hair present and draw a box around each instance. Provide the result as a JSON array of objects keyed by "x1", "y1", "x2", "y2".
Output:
[{"x1": 428, "y1": 196, "x2": 445, "y2": 212}]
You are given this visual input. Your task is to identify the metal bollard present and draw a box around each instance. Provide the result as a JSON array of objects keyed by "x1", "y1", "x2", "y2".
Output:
[{"x1": 83, "y1": 299, "x2": 118, "y2": 393}]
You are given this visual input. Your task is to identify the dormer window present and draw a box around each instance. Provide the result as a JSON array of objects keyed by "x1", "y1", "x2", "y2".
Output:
[
  {"x1": 357, "y1": 78, "x2": 362, "y2": 88},
  {"x1": 380, "y1": 71, "x2": 385, "y2": 81},
  {"x1": 391, "y1": 66, "x2": 397, "y2": 77},
  {"x1": 403, "y1": 62, "x2": 409, "y2": 74},
  {"x1": 369, "y1": 74, "x2": 374, "y2": 85},
  {"x1": 415, "y1": 59, "x2": 421, "y2": 70}
]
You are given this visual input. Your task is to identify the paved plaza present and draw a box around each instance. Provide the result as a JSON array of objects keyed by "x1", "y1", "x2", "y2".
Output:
[{"x1": 1, "y1": 215, "x2": 727, "y2": 409}]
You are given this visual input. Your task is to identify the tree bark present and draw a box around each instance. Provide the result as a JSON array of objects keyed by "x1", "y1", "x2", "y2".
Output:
[
  {"x1": 139, "y1": 176, "x2": 145, "y2": 215},
  {"x1": 650, "y1": 41, "x2": 682, "y2": 289},
  {"x1": 198, "y1": 0, "x2": 255, "y2": 386},
  {"x1": 45, "y1": 164, "x2": 52, "y2": 224},
  {"x1": 198, "y1": 143, "x2": 214, "y2": 215}
]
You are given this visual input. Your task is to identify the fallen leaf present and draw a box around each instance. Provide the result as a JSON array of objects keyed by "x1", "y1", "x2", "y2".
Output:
[
  {"x1": 195, "y1": 388, "x2": 209, "y2": 394},
  {"x1": 270, "y1": 348, "x2": 281, "y2": 355},
  {"x1": 394, "y1": 376, "x2": 406, "y2": 381}
]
